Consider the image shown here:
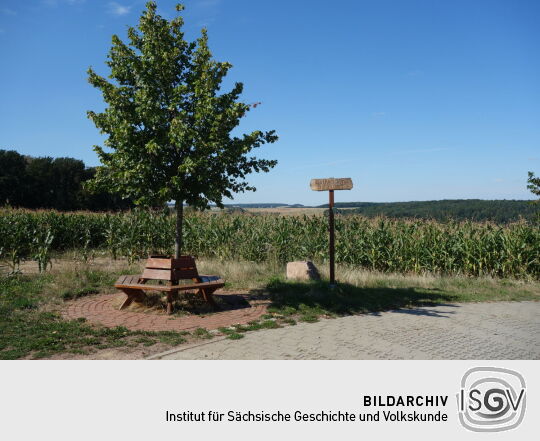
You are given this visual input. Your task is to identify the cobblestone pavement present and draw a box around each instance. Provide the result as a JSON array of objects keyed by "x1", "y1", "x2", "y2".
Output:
[
  {"x1": 157, "y1": 301, "x2": 540, "y2": 359},
  {"x1": 62, "y1": 293, "x2": 268, "y2": 332}
]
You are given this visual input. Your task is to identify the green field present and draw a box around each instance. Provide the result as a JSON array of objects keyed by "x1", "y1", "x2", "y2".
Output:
[{"x1": 1, "y1": 208, "x2": 539, "y2": 279}]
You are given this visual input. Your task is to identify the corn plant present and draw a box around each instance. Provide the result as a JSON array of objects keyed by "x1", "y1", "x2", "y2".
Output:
[
  {"x1": 1, "y1": 208, "x2": 538, "y2": 279},
  {"x1": 32, "y1": 228, "x2": 54, "y2": 273}
]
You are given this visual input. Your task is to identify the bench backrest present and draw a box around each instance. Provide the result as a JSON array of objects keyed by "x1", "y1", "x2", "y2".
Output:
[{"x1": 141, "y1": 256, "x2": 199, "y2": 283}]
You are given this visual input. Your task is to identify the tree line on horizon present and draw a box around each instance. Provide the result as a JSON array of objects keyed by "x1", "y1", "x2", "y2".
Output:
[
  {"x1": 0, "y1": 149, "x2": 133, "y2": 211},
  {"x1": 2, "y1": 147, "x2": 538, "y2": 222},
  {"x1": 321, "y1": 199, "x2": 538, "y2": 224}
]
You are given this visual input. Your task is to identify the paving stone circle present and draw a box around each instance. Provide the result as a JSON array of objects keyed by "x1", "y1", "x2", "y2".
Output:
[{"x1": 62, "y1": 293, "x2": 268, "y2": 332}]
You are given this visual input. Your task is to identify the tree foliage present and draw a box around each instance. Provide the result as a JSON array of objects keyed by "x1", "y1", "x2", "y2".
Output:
[
  {"x1": 0, "y1": 149, "x2": 132, "y2": 211},
  {"x1": 0, "y1": 149, "x2": 27, "y2": 206},
  {"x1": 527, "y1": 171, "x2": 540, "y2": 202},
  {"x1": 86, "y1": 2, "x2": 278, "y2": 211}
]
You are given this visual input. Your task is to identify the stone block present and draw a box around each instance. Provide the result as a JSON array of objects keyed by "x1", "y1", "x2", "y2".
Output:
[{"x1": 286, "y1": 261, "x2": 320, "y2": 281}]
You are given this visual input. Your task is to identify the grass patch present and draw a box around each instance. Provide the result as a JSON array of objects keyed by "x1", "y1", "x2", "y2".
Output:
[
  {"x1": 61, "y1": 287, "x2": 100, "y2": 300},
  {"x1": 154, "y1": 331, "x2": 188, "y2": 346},
  {"x1": 266, "y1": 275, "x2": 540, "y2": 320},
  {"x1": 0, "y1": 274, "x2": 192, "y2": 359},
  {"x1": 215, "y1": 319, "x2": 282, "y2": 340},
  {"x1": 233, "y1": 320, "x2": 281, "y2": 332},
  {"x1": 133, "y1": 336, "x2": 157, "y2": 347},
  {"x1": 52, "y1": 268, "x2": 118, "y2": 300},
  {"x1": 299, "y1": 314, "x2": 319, "y2": 323},
  {"x1": 196, "y1": 259, "x2": 282, "y2": 290},
  {"x1": 193, "y1": 328, "x2": 213, "y2": 339}
]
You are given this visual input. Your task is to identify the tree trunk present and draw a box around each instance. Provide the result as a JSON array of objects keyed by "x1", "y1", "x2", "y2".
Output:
[{"x1": 174, "y1": 200, "x2": 183, "y2": 258}]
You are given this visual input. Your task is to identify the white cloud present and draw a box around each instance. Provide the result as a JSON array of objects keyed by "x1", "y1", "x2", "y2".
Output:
[{"x1": 108, "y1": 2, "x2": 131, "y2": 16}]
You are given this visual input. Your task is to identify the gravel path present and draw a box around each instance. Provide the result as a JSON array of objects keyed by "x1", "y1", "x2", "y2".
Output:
[{"x1": 156, "y1": 301, "x2": 540, "y2": 360}]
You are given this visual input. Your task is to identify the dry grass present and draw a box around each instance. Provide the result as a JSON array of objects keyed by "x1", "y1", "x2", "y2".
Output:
[
  {"x1": 7, "y1": 254, "x2": 540, "y2": 300},
  {"x1": 189, "y1": 257, "x2": 540, "y2": 301},
  {"x1": 243, "y1": 207, "x2": 327, "y2": 216},
  {"x1": 13, "y1": 252, "x2": 141, "y2": 275},
  {"x1": 316, "y1": 262, "x2": 540, "y2": 299},
  {"x1": 196, "y1": 259, "x2": 281, "y2": 289},
  {"x1": 239, "y1": 207, "x2": 360, "y2": 216}
]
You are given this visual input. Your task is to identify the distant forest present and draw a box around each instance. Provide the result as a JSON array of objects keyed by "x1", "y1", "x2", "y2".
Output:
[
  {"x1": 225, "y1": 203, "x2": 305, "y2": 208},
  {"x1": 2, "y1": 149, "x2": 538, "y2": 221},
  {"x1": 318, "y1": 200, "x2": 538, "y2": 223},
  {"x1": 0, "y1": 149, "x2": 133, "y2": 211}
]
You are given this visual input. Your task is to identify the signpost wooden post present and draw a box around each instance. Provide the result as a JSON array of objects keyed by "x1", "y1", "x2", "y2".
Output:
[{"x1": 310, "y1": 178, "x2": 353, "y2": 286}]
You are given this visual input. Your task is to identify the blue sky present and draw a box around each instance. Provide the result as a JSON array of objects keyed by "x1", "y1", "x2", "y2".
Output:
[{"x1": 1, "y1": 0, "x2": 539, "y2": 205}]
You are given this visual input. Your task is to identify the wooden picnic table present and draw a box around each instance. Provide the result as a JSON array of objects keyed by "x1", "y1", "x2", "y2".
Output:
[{"x1": 114, "y1": 256, "x2": 224, "y2": 314}]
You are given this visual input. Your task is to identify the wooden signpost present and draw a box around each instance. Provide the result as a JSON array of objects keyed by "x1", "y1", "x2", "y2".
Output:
[{"x1": 310, "y1": 177, "x2": 353, "y2": 286}]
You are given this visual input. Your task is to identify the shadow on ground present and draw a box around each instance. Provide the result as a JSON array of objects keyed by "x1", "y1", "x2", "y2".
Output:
[
  {"x1": 116, "y1": 290, "x2": 253, "y2": 316},
  {"x1": 117, "y1": 280, "x2": 462, "y2": 318},
  {"x1": 261, "y1": 280, "x2": 461, "y2": 317},
  {"x1": 173, "y1": 292, "x2": 253, "y2": 315},
  {"x1": 390, "y1": 305, "x2": 458, "y2": 318}
]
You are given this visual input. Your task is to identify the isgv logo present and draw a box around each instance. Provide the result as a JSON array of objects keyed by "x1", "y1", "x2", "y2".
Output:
[{"x1": 457, "y1": 367, "x2": 526, "y2": 432}]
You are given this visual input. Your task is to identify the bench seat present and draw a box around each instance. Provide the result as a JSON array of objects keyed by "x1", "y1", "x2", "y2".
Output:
[
  {"x1": 114, "y1": 276, "x2": 224, "y2": 292},
  {"x1": 113, "y1": 257, "x2": 225, "y2": 314}
]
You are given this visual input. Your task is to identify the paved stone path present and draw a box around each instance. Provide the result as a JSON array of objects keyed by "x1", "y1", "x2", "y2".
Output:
[
  {"x1": 62, "y1": 293, "x2": 268, "y2": 332},
  {"x1": 157, "y1": 301, "x2": 540, "y2": 359}
]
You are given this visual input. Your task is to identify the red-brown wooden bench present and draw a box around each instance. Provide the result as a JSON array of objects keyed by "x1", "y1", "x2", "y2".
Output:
[{"x1": 114, "y1": 256, "x2": 224, "y2": 314}]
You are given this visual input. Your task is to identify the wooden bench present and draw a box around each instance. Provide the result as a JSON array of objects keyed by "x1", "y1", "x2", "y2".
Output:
[{"x1": 114, "y1": 256, "x2": 224, "y2": 314}]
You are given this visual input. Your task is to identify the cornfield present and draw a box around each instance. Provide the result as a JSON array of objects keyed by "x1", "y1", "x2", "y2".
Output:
[{"x1": 0, "y1": 208, "x2": 538, "y2": 279}]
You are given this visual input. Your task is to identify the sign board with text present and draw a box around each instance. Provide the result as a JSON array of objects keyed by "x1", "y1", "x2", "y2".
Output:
[{"x1": 310, "y1": 178, "x2": 353, "y2": 191}]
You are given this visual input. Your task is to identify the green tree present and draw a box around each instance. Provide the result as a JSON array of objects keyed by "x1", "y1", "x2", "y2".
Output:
[
  {"x1": 50, "y1": 157, "x2": 86, "y2": 210},
  {"x1": 0, "y1": 149, "x2": 27, "y2": 206},
  {"x1": 24, "y1": 157, "x2": 56, "y2": 208},
  {"x1": 25, "y1": 156, "x2": 87, "y2": 210},
  {"x1": 86, "y1": 2, "x2": 277, "y2": 257},
  {"x1": 79, "y1": 167, "x2": 134, "y2": 211},
  {"x1": 527, "y1": 171, "x2": 540, "y2": 202}
]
